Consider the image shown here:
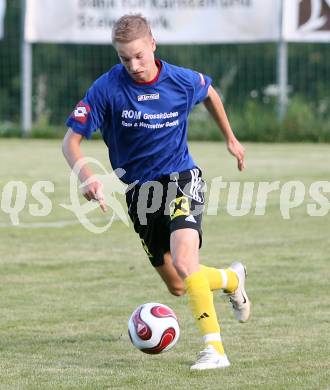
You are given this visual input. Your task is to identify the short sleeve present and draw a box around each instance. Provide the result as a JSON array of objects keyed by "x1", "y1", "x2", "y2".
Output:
[
  {"x1": 66, "y1": 75, "x2": 108, "y2": 139},
  {"x1": 189, "y1": 70, "x2": 212, "y2": 107}
]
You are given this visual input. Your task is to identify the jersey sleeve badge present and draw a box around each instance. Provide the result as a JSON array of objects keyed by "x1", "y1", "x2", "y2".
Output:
[{"x1": 71, "y1": 101, "x2": 91, "y2": 124}]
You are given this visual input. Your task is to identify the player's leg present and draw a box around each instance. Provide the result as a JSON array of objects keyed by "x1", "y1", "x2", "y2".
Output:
[
  {"x1": 155, "y1": 251, "x2": 239, "y2": 295},
  {"x1": 166, "y1": 167, "x2": 250, "y2": 324},
  {"x1": 201, "y1": 262, "x2": 251, "y2": 322},
  {"x1": 200, "y1": 264, "x2": 238, "y2": 292},
  {"x1": 170, "y1": 228, "x2": 230, "y2": 369},
  {"x1": 155, "y1": 251, "x2": 185, "y2": 296}
]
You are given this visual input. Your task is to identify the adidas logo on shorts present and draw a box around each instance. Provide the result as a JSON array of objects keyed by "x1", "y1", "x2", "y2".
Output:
[{"x1": 185, "y1": 215, "x2": 197, "y2": 223}]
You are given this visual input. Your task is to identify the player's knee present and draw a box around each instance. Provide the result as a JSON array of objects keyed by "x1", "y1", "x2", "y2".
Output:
[{"x1": 168, "y1": 285, "x2": 186, "y2": 297}]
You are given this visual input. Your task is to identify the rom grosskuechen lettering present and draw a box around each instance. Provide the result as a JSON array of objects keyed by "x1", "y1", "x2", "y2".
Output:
[{"x1": 121, "y1": 110, "x2": 179, "y2": 129}]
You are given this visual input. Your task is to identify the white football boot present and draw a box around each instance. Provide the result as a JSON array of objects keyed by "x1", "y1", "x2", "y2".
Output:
[
  {"x1": 190, "y1": 345, "x2": 230, "y2": 371},
  {"x1": 227, "y1": 262, "x2": 251, "y2": 323}
]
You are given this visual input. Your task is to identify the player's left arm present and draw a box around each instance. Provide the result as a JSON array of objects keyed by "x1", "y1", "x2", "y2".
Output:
[{"x1": 203, "y1": 85, "x2": 245, "y2": 171}]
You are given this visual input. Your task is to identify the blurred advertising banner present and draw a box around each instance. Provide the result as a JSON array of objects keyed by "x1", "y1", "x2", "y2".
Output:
[
  {"x1": 0, "y1": 0, "x2": 5, "y2": 39},
  {"x1": 25, "y1": 0, "x2": 281, "y2": 44},
  {"x1": 283, "y1": 0, "x2": 330, "y2": 42}
]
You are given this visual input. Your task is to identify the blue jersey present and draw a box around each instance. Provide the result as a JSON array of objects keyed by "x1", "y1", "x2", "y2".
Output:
[{"x1": 66, "y1": 60, "x2": 212, "y2": 184}]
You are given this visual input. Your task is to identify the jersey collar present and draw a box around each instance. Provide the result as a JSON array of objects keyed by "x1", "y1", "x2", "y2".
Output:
[
  {"x1": 122, "y1": 59, "x2": 165, "y2": 87},
  {"x1": 133, "y1": 59, "x2": 162, "y2": 85}
]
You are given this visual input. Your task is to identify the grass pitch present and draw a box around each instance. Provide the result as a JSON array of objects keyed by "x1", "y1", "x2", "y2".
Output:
[{"x1": 0, "y1": 140, "x2": 329, "y2": 389}]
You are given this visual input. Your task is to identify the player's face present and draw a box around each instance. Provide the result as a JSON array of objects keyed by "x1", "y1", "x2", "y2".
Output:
[{"x1": 116, "y1": 36, "x2": 157, "y2": 82}]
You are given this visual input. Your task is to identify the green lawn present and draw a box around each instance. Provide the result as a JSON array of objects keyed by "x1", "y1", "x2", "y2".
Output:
[{"x1": 0, "y1": 140, "x2": 329, "y2": 389}]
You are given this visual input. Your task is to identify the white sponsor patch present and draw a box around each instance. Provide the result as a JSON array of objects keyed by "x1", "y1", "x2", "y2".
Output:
[
  {"x1": 74, "y1": 106, "x2": 88, "y2": 118},
  {"x1": 137, "y1": 93, "x2": 160, "y2": 102}
]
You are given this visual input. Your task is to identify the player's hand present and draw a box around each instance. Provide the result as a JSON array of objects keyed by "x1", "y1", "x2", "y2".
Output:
[
  {"x1": 227, "y1": 137, "x2": 245, "y2": 171},
  {"x1": 81, "y1": 176, "x2": 107, "y2": 212}
]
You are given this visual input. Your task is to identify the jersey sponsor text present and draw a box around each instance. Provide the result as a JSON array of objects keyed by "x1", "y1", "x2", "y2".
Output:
[
  {"x1": 121, "y1": 110, "x2": 178, "y2": 121},
  {"x1": 137, "y1": 93, "x2": 160, "y2": 102},
  {"x1": 122, "y1": 110, "x2": 142, "y2": 120}
]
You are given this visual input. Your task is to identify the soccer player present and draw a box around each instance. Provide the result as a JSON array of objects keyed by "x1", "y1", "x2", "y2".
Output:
[{"x1": 62, "y1": 14, "x2": 251, "y2": 370}]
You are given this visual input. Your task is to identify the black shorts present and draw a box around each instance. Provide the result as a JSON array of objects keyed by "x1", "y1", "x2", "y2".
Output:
[{"x1": 125, "y1": 167, "x2": 206, "y2": 267}]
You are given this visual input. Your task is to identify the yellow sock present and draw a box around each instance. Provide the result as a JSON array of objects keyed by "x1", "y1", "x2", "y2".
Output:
[
  {"x1": 184, "y1": 270, "x2": 225, "y2": 355},
  {"x1": 200, "y1": 265, "x2": 238, "y2": 292}
]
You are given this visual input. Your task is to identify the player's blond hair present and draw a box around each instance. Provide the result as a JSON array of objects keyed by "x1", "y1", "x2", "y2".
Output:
[{"x1": 112, "y1": 14, "x2": 152, "y2": 44}]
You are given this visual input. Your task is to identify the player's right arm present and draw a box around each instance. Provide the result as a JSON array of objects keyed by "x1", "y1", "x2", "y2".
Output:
[
  {"x1": 63, "y1": 73, "x2": 110, "y2": 211},
  {"x1": 62, "y1": 128, "x2": 107, "y2": 212}
]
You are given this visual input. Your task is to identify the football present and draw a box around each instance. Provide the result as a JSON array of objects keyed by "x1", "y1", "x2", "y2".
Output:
[{"x1": 128, "y1": 302, "x2": 180, "y2": 354}]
